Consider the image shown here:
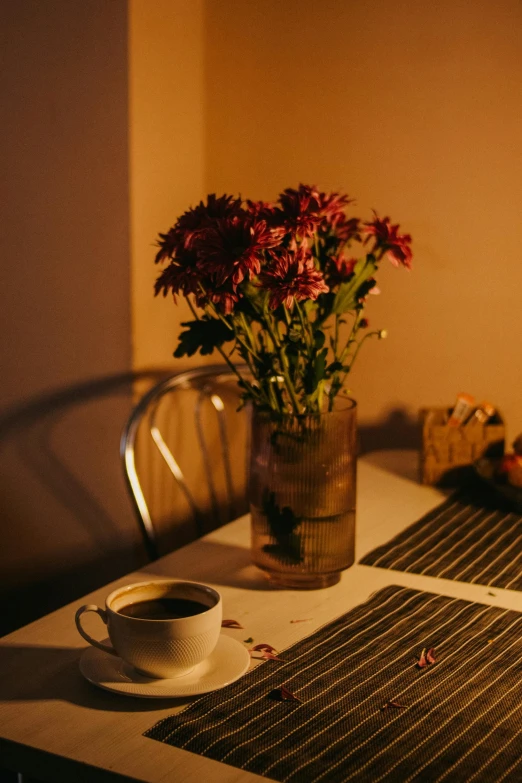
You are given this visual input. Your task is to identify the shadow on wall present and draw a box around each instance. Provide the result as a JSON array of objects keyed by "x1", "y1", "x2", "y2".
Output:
[
  {"x1": 0, "y1": 370, "x2": 171, "y2": 637},
  {"x1": 358, "y1": 407, "x2": 421, "y2": 454}
]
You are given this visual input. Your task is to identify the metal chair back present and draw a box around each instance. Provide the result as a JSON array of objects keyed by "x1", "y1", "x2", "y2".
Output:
[{"x1": 121, "y1": 364, "x2": 250, "y2": 561}]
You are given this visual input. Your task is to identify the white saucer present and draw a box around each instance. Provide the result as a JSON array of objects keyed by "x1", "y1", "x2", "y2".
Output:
[{"x1": 79, "y1": 634, "x2": 250, "y2": 698}]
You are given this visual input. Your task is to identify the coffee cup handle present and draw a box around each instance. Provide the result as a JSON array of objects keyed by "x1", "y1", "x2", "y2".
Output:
[{"x1": 75, "y1": 604, "x2": 117, "y2": 656}]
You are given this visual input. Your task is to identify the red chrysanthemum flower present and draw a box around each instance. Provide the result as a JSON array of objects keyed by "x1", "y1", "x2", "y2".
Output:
[
  {"x1": 334, "y1": 216, "x2": 362, "y2": 244},
  {"x1": 154, "y1": 226, "x2": 179, "y2": 265},
  {"x1": 317, "y1": 191, "x2": 354, "y2": 230},
  {"x1": 154, "y1": 194, "x2": 243, "y2": 263},
  {"x1": 326, "y1": 253, "x2": 357, "y2": 286},
  {"x1": 207, "y1": 282, "x2": 240, "y2": 315},
  {"x1": 154, "y1": 256, "x2": 243, "y2": 314},
  {"x1": 363, "y1": 214, "x2": 413, "y2": 269},
  {"x1": 276, "y1": 184, "x2": 324, "y2": 238},
  {"x1": 194, "y1": 216, "x2": 285, "y2": 287},
  {"x1": 154, "y1": 251, "x2": 203, "y2": 301},
  {"x1": 246, "y1": 200, "x2": 278, "y2": 221},
  {"x1": 258, "y1": 247, "x2": 329, "y2": 310}
]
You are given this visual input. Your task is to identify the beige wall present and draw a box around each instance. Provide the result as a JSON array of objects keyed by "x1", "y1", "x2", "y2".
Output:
[
  {"x1": 129, "y1": 0, "x2": 207, "y2": 377},
  {"x1": 204, "y1": 0, "x2": 522, "y2": 442},
  {"x1": 0, "y1": 0, "x2": 137, "y2": 635},
  {"x1": 1, "y1": 0, "x2": 210, "y2": 636}
]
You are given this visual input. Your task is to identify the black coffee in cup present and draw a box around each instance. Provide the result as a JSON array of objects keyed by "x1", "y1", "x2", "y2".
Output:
[
  {"x1": 117, "y1": 597, "x2": 208, "y2": 620},
  {"x1": 76, "y1": 579, "x2": 222, "y2": 677}
]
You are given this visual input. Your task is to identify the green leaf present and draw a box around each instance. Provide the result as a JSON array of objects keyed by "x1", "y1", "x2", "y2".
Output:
[
  {"x1": 315, "y1": 347, "x2": 328, "y2": 386},
  {"x1": 251, "y1": 349, "x2": 278, "y2": 381},
  {"x1": 238, "y1": 282, "x2": 266, "y2": 320},
  {"x1": 313, "y1": 330, "x2": 326, "y2": 351},
  {"x1": 332, "y1": 258, "x2": 377, "y2": 314},
  {"x1": 303, "y1": 299, "x2": 319, "y2": 315},
  {"x1": 262, "y1": 490, "x2": 300, "y2": 536},
  {"x1": 326, "y1": 360, "x2": 343, "y2": 374},
  {"x1": 304, "y1": 347, "x2": 328, "y2": 394},
  {"x1": 316, "y1": 290, "x2": 334, "y2": 308},
  {"x1": 174, "y1": 318, "x2": 234, "y2": 358},
  {"x1": 356, "y1": 278, "x2": 377, "y2": 298},
  {"x1": 332, "y1": 282, "x2": 357, "y2": 315},
  {"x1": 353, "y1": 255, "x2": 370, "y2": 275},
  {"x1": 263, "y1": 538, "x2": 302, "y2": 564},
  {"x1": 261, "y1": 489, "x2": 303, "y2": 564}
]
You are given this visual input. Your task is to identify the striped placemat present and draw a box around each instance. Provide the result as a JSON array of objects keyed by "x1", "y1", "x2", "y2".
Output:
[
  {"x1": 360, "y1": 493, "x2": 522, "y2": 590},
  {"x1": 145, "y1": 585, "x2": 522, "y2": 782}
]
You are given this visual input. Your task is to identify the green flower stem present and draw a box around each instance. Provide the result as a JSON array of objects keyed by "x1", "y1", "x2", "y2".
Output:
[
  {"x1": 273, "y1": 379, "x2": 286, "y2": 410},
  {"x1": 186, "y1": 295, "x2": 199, "y2": 319},
  {"x1": 201, "y1": 295, "x2": 258, "y2": 363},
  {"x1": 186, "y1": 296, "x2": 270, "y2": 408},
  {"x1": 267, "y1": 377, "x2": 281, "y2": 412},
  {"x1": 295, "y1": 300, "x2": 313, "y2": 352},
  {"x1": 227, "y1": 313, "x2": 280, "y2": 412},
  {"x1": 262, "y1": 307, "x2": 301, "y2": 414},
  {"x1": 294, "y1": 302, "x2": 316, "y2": 408},
  {"x1": 340, "y1": 330, "x2": 383, "y2": 385},
  {"x1": 217, "y1": 343, "x2": 258, "y2": 396},
  {"x1": 339, "y1": 310, "x2": 362, "y2": 365},
  {"x1": 327, "y1": 389, "x2": 335, "y2": 412},
  {"x1": 326, "y1": 310, "x2": 362, "y2": 410},
  {"x1": 229, "y1": 322, "x2": 258, "y2": 361},
  {"x1": 239, "y1": 311, "x2": 258, "y2": 354},
  {"x1": 282, "y1": 306, "x2": 293, "y2": 331},
  {"x1": 319, "y1": 253, "x2": 377, "y2": 328},
  {"x1": 281, "y1": 307, "x2": 298, "y2": 389},
  {"x1": 201, "y1": 298, "x2": 278, "y2": 413},
  {"x1": 234, "y1": 311, "x2": 266, "y2": 388},
  {"x1": 316, "y1": 378, "x2": 325, "y2": 412},
  {"x1": 186, "y1": 296, "x2": 248, "y2": 387}
]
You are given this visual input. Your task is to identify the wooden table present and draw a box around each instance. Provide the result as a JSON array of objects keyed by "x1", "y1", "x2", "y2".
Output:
[{"x1": 1, "y1": 451, "x2": 521, "y2": 783}]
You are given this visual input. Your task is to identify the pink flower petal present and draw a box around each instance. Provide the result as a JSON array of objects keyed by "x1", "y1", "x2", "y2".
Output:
[
  {"x1": 276, "y1": 686, "x2": 302, "y2": 702},
  {"x1": 381, "y1": 700, "x2": 407, "y2": 711},
  {"x1": 249, "y1": 643, "x2": 284, "y2": 661},
  {"x1": 221, "y1": 619, "x2": 243, "y2": 629},
  {"x1": 417, "y1": 648, "x2": 428, "y2": 668},
  {"x1": 417, "y1": 646, "x2": 436, "y2": 668},
  {"x1": 260, "y1": 651, "x2": 285, "y2": 662}
]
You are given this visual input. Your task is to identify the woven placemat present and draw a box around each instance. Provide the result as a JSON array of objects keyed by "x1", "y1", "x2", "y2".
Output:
[
  {"x1": 360, "y1": 493, "x2": 522, "y2": 590},
  {"x1": 145, "y1": 585, "x2": 522, "y2": 782}
]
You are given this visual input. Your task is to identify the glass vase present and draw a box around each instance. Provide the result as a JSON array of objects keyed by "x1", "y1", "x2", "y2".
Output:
[{"x1": 249, "y1": 399, "x2": 357, "y2": 589}]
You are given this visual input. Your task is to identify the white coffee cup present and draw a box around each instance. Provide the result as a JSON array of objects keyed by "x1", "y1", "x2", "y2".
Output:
[{"x1": 75, "y1": 579, "x2": 222, "y2": 679}]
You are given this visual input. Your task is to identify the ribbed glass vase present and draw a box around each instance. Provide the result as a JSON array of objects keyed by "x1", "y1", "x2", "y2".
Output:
[{"x1": 249, "y1": 399, "x2": 357, "y2": 589}]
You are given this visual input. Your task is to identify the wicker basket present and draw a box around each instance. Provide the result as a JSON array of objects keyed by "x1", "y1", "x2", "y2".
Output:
[{"x1": 419, "y1": 407, "x2": 505, "y2": 485}]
